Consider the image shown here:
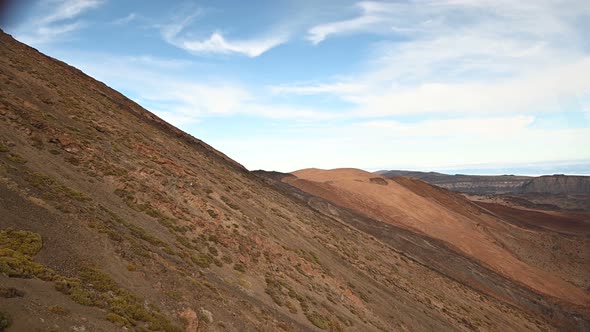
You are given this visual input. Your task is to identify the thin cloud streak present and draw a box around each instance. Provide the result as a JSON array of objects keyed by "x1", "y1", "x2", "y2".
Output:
[
  {"x1": 13, "y1": 0, "x2": 104, "y2": 44},
  {"x1": 159, "y1": 11, "x2": 288, "y2": 57},
  {"x1": 182, "y1": 32, "x2": 287, "y2": 57}
]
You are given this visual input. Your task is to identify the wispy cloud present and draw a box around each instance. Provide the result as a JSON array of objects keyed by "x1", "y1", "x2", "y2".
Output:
[
  {"x1": 281, "y1": 0, "x2": 590, "y2": 118},
  {"x1": 271, "y1": 82, "x2": 365, "y2": 95},
  {"x1": 307, "y1": 2, "x2": 395, "y2": 44},
  {"x1": 348, "y1": 57, "x2": 590, "y2": 117},
  {"x1": 40, "y1": 0, "x2": 103, "y2": 25},
  {"x1": 112, "y1": 12, "x2": 137, "y2": 25},
  {"x1": 56, "y1": 51, "x2": 333, "y2": 127},
  {"x1": 13, "y1": 0, "x2": 104, "y2": 44},
  {"x1": 181, "y1": 32, "x2": 287, "y2": 57},
  {"x1": 159, "y1": 10, "x2": 287, "y2": 57}
]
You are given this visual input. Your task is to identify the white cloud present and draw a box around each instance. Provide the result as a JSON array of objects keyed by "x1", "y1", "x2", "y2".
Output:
[
  {"x1": 112, "y1": 13, "x2": 137, "y2": 25},
  {"x1": 308, "y1": 14, "x2": 381, "y2": 45},
  {"x1": 159, "y1": 10, "x2": 201, "y2": 45},
  {"x1": 349, "y1": 58, "x2": 590, "y2": 116},
  {"x1": 55, "y1": 51, "x2": 333, "y2": 126},
  {"x1": 270, "y1": 82, "x2": 366, "y2": 95},
  {"x1": 40, "y1": 0, "x2": 103, "y2": 25},
  {"x1": 280, "y1": 0, "x2": 590, "y2": 119},
  {"x1": 159, "y1": 11, "x2": 287, "y2": 57},
  {"x1": 307, "y1": 1, "x2": 428, "y2": 45},
  {"x1": 357, "y1": 115, "x2": 536, "y2": 138},
  {"x1": 13, "y1": 0, "x2": 104, "y2": 44},
  {"x1": 121, "y1": 55, "x2": 192, "y2": 69},
  {"x1": 182, "y1": 32, "x2": 287, "y2": 57}
]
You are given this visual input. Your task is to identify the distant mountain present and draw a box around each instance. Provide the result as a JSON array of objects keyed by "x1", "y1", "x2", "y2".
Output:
[{"x1": 377, "y1": 170, "x2": 590, "y2": 195}]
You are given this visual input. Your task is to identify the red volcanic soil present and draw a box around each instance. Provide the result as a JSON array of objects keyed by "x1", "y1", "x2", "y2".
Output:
[
  {"x1": 288, "y1": 168, "x2": 590, "y2": 308},
  {"x1": 476, "y1": 201, "x2": 590, "y2": 235}
]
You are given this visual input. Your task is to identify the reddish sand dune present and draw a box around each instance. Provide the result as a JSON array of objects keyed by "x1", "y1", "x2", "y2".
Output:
[{"x1": 288, "y1": 168, "x2": 590, "y2": 307}]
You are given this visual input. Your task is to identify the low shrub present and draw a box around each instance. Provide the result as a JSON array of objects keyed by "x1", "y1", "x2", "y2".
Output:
[
  {"x1": 48, "y1": 305, "x2": 69, "y2": 316},
  {"x1": 0, "y1": 311, "x2": 12, "y2": 331},
  {"x1": 305, "y1": 311, "x2": 330, "y2": 330}
]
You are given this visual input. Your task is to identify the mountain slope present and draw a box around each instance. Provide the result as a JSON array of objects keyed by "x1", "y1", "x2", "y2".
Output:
[
  {"x1": 0, "y1": 31, "x2": 565, "y2": 331},
  {"x1": 275, "y1": 168, "x2": 589, "y2": 329}
]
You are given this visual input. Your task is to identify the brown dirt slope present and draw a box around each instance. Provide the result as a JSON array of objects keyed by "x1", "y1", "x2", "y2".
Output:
[
  {"x1": 0, "y1": 30, "x2": 563, "y2": 332},
  {"x1": 288, "y1": 169, "x2": 590, "y2": 321}
]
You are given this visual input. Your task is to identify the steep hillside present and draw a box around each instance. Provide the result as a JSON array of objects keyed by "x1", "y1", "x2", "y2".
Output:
[
  {"x1": 0, "y1": 31, "x2": 568, "y2": 332},
  {"x1": 277, "y1": 168, "x2": 590, "y2": 329}
]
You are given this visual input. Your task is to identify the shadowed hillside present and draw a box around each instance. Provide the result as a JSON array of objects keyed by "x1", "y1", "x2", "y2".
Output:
[{"x1": 0, "y1": 30, "x2": 578, "y2": 331}]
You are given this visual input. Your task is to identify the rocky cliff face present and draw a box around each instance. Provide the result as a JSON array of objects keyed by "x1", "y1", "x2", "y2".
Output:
[
  {"x1": 436, "y1": 176, "x2": 529, "y2": 194},
  {"x1": 520, "y1": 175, "x2": 590, "y2": 194},
  {"x1": 379, "y1": 170, "x2": 590, "y2": 195}
]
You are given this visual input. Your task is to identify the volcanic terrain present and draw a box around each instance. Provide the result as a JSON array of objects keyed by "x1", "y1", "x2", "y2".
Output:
[{"x1": 0, "y1": 29, "x2": 589, "y2": 331}]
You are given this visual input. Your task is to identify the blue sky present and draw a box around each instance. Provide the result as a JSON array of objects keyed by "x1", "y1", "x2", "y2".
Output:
[{"x1": 2, "y1": 0, "x2": 590, "y2": 174}]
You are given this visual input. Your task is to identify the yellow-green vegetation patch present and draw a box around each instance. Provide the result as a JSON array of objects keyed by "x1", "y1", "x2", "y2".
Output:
[
  {"x1": 0, "y1": 311, "x2": 12, "y2": 331},
  {"x1": 7, "y1": 153, "x2": 27, "y2": 164},
  {"x1": 0, "y1": 228, "x2": 180, "y2": 332},
  {"x1": 265, "y1": 276, "x2": 291, "y2": 307},
  {"x1": 0, "y1": 228, "x2": 42, "y2": 256},
  {"x1": 0, "y1": 228, "x2": 53, "y2": 279},
  {"x1": 233, "y1": 263, "x2": 246, "y2": 273},
  {"x1": 206, "y1": 209, "x2": 218, "y2": 219},
  {"x1": 24, "y1": 171, "x2": 90, "y2": 202},
  {"x1": 305, "y1": 311, "x2": 331, "y2": 330},
  {"x1": 48, "y1": 305, "x2": 70, "y2": 316},
  {"x1": 0, "y1": 286, "x2": 24, "y2": 298},
  {"x1": 55, "y1": 267, "x2": 182, "y2": 331},
  {"x1": 106, "y1": 312, "x2": 127, "y2": 327},
  {"x1": 220, "y1": 196, "x2": 240, "y2": 210},
  {"x1": 191, "y1": 253, "x2": 215, "y2": 268}
]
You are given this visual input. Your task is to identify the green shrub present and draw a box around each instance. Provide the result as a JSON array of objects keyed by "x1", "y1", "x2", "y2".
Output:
[
  {"x1": 7, "y1": 153, "x2": 27, "y2": 164},
  {"x1": 48, "y1": 305, "x2": 69, "y2": 316},
  {"x1": 221, "y1": 255, "x2": 232, "y2": 264},
  {"x1": 265, "y1": 277, "x2": 286, "y2": 307},
  {"x1": 206, "y1": 209, "x2": 218, "y2": 219},
  {"x1": 0, "y1": 228, "x2": 54, "y2": 280},
  {"x1": 105, "y1": 313, "x2": 127, "y2": 327},
  {"x1": 207, "y1": 234, "x2": 220, "y2": 244},
  {"x1": 305, "y1": 311, "x2": 330, "y2": 330},
  {"x1": 286, "y1": 301, "x2": 298, "y2": 314},
  {"x1": 0, "y1": 287, "x2": 24, "y2": 298},
  {"x1": 70, "y1": 286, "x2": 97, "y2": 306},
  {"x1": 233, "y1": 263, "x2": 246, "y2": 273},
  {"x1": 192, "y1": 254, "x2": 214, "y2": 268},
  {"x1": 220, "y1": 196, "x2": 240, "y2": 210},
  {"x1": 208, "y1": 246, "x2": 218, "y2": 256},
  {"x1": 0, "y1": 311, "x2": 12, "y2": 331},
  {"x1": 0, "y1": 228, "x2": 42, "y2": 256}
]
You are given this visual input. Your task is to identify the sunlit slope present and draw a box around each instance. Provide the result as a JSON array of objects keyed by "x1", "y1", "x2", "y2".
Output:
[{"x1": 290, "y1": 168, "x2": 590, "y2": 308}]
